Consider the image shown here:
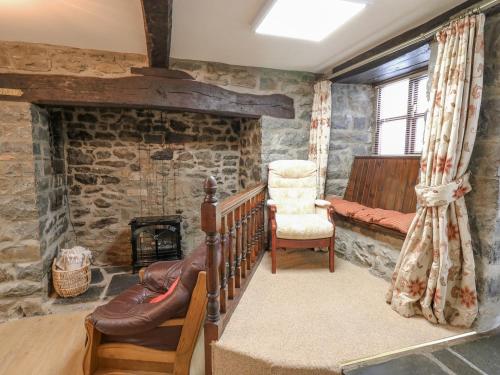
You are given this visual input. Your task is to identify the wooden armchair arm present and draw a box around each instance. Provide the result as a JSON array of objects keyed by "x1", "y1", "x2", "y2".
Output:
[
  {"x1": 267, "y1": 199, "x2": 277, "y2": 217},
  {"x1": 314, "y1": 199, "x2": 335, "y2": 222},
  {"x1": 314, "y1": 199, "x2": 331, "y2": 208}
]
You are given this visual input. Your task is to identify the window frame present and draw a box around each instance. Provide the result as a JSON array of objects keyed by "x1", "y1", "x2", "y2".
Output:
[{"x1": 373, "y1": 72, "x2": 428, "y2": 156}]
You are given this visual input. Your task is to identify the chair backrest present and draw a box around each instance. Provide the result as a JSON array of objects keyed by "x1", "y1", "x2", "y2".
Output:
[
  {"x1": 174, "y1": 271, "x2": 207, "y2": 375},
  {"x1": 343, "y1": 156, "x2": 420, "y2": 213},
  {"x1": 268, "y1": 160, "x2": 317, "y2": 214}
]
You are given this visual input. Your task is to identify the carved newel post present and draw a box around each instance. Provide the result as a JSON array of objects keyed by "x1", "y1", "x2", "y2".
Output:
[{"x1": 201, "y1": 176, "x2": 221, "y2": 375}]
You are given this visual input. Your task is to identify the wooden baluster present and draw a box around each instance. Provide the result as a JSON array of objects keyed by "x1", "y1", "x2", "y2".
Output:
[
  {"x1": 234, "y1": 206, "x2": 242, "y2": 288},
  {"x1": 256, "y1": 193, "x2": 262, "y2": 256},
  {"x1": 260, "y1": 192, "x2": 266, "y2": 253},
  {"x1": 249, "y1": 196, "x2": 254, "y2": 262},
  {"x1": 246, "y1": 199, "x2": 252, "y2": 270},
  {"x1": 219, "y1": 215, "x2": 227, "y2": 314},
  {"x1": 251, "y1": 196, "x2": 257, "y2": 262},
  {"x1": 227, "y1": 211, "x2": 235, "y2": 299},
  {"x1": 201, "y1": 176, "x2": 221, "y2": 375},
  {"x1": 241, "y1": 202, "x2": 248, "y2": 277}
]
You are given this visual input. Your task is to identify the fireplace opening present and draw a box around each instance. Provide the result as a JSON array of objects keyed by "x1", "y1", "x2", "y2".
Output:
[{"x1": 35, "y1": 105, "x2": 262, "y2": 289}]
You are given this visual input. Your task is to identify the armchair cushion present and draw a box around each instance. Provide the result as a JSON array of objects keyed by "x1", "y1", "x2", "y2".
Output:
[
  {"x1": 268, "y1": 160, "x2": 317, "y2": 215},
  {"x1": 276, "y1": 214, "x2": 334, "y2": 240}
]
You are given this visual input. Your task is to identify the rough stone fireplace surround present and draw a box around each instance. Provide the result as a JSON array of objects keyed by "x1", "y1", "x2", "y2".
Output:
[
  {"x1": 0, "y1": 101, "x2": 262, "y2": 319},
  {"x1": 0, "y1": 40, "x2": 318, "y2": 321},
  {"x1": 53, "y1": 106, "x2": 261, "y2": 265}
]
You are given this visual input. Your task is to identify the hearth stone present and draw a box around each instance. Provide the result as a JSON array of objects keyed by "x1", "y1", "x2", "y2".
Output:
[
  {"x1": 90, "y1": 268, "x2": 104, "y2": 284},
  {"x1": 103, "y1": 265, "x2": 133, "y2": 274},
  {"x1": 53, "y1": 285, "x2": 105, "y2": 305},
  {"x1": 105, "y1": 274, "x2": 140, "y2": 297}
]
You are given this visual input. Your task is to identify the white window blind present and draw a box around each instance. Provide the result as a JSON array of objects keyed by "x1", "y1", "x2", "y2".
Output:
[{"x1": 374, "y1": 74, "x2": 428, "y2": 155}]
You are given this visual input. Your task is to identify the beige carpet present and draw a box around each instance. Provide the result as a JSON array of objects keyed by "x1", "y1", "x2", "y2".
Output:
[{"x1": 213, "y1": 250, "x2": 469, "y2": 375}]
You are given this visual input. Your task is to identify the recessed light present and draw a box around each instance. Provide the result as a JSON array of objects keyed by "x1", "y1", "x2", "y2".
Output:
[{"x1": 255, "y1": 0, "x2": 367, "y2": 42}]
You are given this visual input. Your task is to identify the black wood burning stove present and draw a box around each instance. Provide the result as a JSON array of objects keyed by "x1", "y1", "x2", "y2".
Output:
[{"x1": 129, "y1": 215, "x2": 182, "y2": 272}]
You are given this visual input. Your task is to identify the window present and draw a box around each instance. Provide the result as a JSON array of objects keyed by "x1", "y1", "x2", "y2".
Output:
[{"x1": 374, "y1": 74, "x2": 428, "y2": 155}]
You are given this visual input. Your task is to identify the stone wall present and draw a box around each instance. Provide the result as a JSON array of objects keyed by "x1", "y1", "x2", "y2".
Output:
[
  {"x1": 239, "y1": 118, "x2": 262, "y2": 189},
  {"x1": 325, "y1": 83, "x2": 375, "y2": 196},
  {"x1": 169, "y1": 60, "x2": 318, "y2": 180},
  {"x1": 49, "y1": 107, "x2": 259, "y2": 264},
  {"x1": 465, "y1": 13, "x2": 500, "y2": 332},
  {"x1": 32, "y1": 107, "x2": 70, "y2": 293},
  {"x1": 0, "y1": 41, "x2": 146, "y2": 77},
  {"x1": 0, "y1": 102, "x2": 56, "y2": 320}
]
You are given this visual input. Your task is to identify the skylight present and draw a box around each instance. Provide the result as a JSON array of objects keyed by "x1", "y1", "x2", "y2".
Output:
[{"x1": 255, "y1": 0, "x2": 367, "y2": 42}]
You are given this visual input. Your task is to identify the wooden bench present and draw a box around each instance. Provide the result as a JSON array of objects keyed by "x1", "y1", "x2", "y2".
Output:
[{"x1": 327, "y1": 156, "x2": 420, "y2": 239}]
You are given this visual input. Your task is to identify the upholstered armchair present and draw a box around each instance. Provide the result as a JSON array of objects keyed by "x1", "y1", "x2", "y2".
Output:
[{"x1": 267, "y1": 160, "x2": 335, "y2": 274}]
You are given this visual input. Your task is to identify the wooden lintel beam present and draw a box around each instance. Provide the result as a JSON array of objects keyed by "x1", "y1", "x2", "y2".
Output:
[
  {"x1": 141, "y1": 0, "x2": 173, "y2": 68},
  {"x1": 130, "y1": 67, "x2": 194, "y2": 80},
  {"x1": 0, "y1": 73, "x2": 295, "y2": 119}
]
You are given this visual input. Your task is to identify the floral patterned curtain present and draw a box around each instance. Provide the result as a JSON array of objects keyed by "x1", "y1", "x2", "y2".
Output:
[
  {"x1": 308, "y1": 80, "x2": 332, "y2": 199},
  {"x1": 386, "y1": 14, "x2": 485, "y2": 328}
]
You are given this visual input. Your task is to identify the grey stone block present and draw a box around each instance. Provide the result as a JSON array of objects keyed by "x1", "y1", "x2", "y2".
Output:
[
  {"x1": 344, "y1": 354, "x2": 448, "y2": 375},
  {"x1": 431, "y1": 350, "x2": 482, "y2": 375},
  {"x1": 451, "y1": 334, "x2": 500, "y2": 374}
]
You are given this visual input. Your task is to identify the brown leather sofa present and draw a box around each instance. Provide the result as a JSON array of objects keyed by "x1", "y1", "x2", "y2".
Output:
[{"x1": 83, "y1": 243, "x2": 207, "y2": 374}]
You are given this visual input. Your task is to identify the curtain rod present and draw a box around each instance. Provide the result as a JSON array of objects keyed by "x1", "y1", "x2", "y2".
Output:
[{"x1": 326, "y1": 0, "x2": 499, "y2": 81}]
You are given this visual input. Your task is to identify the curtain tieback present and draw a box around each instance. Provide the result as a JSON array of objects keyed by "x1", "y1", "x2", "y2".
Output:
[{"x1": 415, "y1": 172, "x2": 471, "y2": 207}]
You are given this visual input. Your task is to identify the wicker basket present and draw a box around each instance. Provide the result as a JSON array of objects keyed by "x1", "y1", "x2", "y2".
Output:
[{"x1": 52, "y1": 256, "x2": 91, "y2": 298}]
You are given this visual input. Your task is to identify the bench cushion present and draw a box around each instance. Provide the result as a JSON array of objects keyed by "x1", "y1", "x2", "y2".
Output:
[
  {"x1": 378, "y1": 212, "x2": 415, "y2": 234},
  {"x1": 328, "y1": 197, "x2": 415, "y2": 235},
  {"x1": 328, "y1": 197, "x2": 366, "y2": 217}
]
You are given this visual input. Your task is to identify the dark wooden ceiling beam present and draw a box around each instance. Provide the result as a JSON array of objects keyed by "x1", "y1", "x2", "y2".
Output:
[
  {"x1": 141, "y1": 0, "x2": 173, "y2": 68},
  {"x1": 335, "y1": 44, "x2": 430, "y2": 84},
  {"x1": 130, "y1": 66, "x2": 194, "y2": 80},
  {"x1": 0, "y1": 73, "x2": 294, "y2": 119}
]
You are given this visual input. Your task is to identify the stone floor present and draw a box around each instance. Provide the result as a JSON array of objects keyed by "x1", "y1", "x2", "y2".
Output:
[
  {"x1": 344, "y1": 329, "x2": 500, "y2": 375},
  {"x1": 47, "y1": 265, "x2": 140, "y2": 314}
]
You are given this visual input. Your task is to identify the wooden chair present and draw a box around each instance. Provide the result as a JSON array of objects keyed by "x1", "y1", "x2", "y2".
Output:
[
  {"x1": 83, "y1": 271, "x2": 207, "y2": 375},
  {"x1": 267, "y1": 160, "x2": 335, "y2": 274}
]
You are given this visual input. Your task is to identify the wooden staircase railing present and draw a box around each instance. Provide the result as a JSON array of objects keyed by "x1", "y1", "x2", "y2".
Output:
[{"x1": 201, "y1": 176, "x2": 267, "y2": 375}]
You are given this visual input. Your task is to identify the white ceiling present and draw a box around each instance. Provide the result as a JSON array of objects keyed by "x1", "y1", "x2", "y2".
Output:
[{"x1": 0, "y1": 0, "x2": 468, "y2": 73}]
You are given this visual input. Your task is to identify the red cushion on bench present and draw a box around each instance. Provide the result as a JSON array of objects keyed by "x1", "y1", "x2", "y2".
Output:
[
  {"x1": 329, "y1": 197, "x2": 366, "y2": 217},
  {"x1": 328, "y1": 196, "x2": 416, "y2": 235},
  {"x1": 378, "y1": 212, "x2": 415, "y2": 234},
  {"x1": 353, "y1": 207, "x2": 400, "y2": 223}
]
